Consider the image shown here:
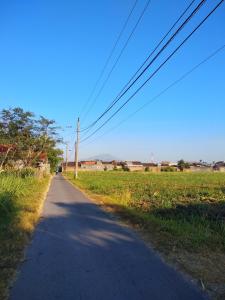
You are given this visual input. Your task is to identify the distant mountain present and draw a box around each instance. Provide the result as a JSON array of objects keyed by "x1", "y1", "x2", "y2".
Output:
[{"x1": 83, "y1": 153, "x2": 120, "y2": 162}]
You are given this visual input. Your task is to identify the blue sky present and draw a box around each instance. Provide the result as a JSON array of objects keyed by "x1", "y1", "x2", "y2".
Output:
[{"x1": 0, "y1": 0, "x2": 224, "y2": 162}]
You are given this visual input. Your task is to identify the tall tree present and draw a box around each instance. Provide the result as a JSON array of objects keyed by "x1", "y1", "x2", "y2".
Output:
[{"x1": 0, "y1": 107, "x2": 63, "y2": 170}]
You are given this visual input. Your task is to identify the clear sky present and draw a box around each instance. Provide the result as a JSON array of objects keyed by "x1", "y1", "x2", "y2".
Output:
[{"x1": 0, "y1": 0, "x2": 224, "y2": 162}]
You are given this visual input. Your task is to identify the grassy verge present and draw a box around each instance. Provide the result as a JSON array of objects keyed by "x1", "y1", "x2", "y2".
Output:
[
  {"x1": 0, "y1": 172, "x2": 51, "y2": 300},
  {"x1": 65, "y1": 171, "x2": 225, "y2": 299}
]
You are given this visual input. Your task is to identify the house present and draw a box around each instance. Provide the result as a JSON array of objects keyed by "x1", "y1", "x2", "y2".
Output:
[
  {"x1": 111, "y1": 160, "x2": 123, "y2": 170},
  {"x1": 160, "y1": 161, "x2": 177, "y2": 167},
  {"x1": 62, "y1": 161, "x2": 75, "y2": 172},
  {"x1": 187, "y1": 161, "x2": 212, "y2": 172},
  {"x1": 213, "y1": 161, "x2": 225, "y2": 172},
  {"x1": 102, "y1": 161, "x2": 114, "y2": 171},
  {"x1": 142, "y1": 162, "x2": 160, "y2": 172},
  {"x1": 159, "y1": 161, "x2": 178, "y2": 172},
  {"x1": 80, "y1": 160, "x2": 103, "y2": 170},
  {"x1": 123, "y1": 161, "x2": 144, "y2": 171}
]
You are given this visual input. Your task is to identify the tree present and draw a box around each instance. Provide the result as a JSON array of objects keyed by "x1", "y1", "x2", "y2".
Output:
[
  {"x1": 0, "y1": 107, "x2": 63, "y2": 171},
  {"x1": 47, "y1": 148, "x2": 63, "y2": 172},
  {"x1": 177, "y1": 159, "x2": 190, "y2": 171}
]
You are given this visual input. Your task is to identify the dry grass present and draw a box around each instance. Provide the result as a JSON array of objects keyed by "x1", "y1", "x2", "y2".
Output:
[
  {"x1": 0, "y1": 173, "x2": 51, "y2": 300},
  {"x1": 65, "y1": 171, "x2": 225, "y2": 299}
]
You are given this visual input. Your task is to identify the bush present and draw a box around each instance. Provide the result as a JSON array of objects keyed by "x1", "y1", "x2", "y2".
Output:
[
  {"x1": 161, "y1": 166, "x2": 177, "y2": 172},
  {"x1": 19, "y1": 168, "x2": 36, "y2": 178},
  {"x1": 2, "y1": 168, "x2": 36, "y2": 178},
  {"x1": 122, "y1": 166, "x2": 130, "y2": 172}
]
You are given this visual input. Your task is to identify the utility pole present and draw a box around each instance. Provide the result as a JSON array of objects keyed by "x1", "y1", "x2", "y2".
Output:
[
  {"x1": 65, "y1": 142, "x2": 68, "y2": 171},
  {"x1": 74, "y1": 117, "x2": 80, "y2": 179}
]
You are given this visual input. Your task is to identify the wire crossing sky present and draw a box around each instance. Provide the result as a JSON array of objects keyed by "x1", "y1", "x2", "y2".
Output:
[
  {"x1": 0, "y1": 0, "x2": 224, "y2": 162},
  {"x1": 80, "y1": 0, "x2": 206, "y2": 134},
  {"x1": 80, "y1": 0, "x2": 224, "y2": 143},
  {"x1": 79, "y1": 0, "x2": 139, "y2": 121},
  {"x1": 80, "y1": 0, "x2": 152, "y2": 123},
  {"x1": 80, "y1": 43, "x2": 225, "y2": 149}
]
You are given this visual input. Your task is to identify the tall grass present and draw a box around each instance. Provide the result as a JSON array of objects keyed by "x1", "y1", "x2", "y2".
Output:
[{"x1": 0, "y1": 171, "x2": 50, "y2": 300}]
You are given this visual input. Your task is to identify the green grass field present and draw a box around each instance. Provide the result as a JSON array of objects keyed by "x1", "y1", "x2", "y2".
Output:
[
  {"x1": 66, "y1": 171, "x2": 225, "y2": 298},
  {"x1": 0, "y1": 172, "x2": 50, "y2": 300},
  {"x1": 66, "y1": 171, "x2": 225, "y2": 250}
]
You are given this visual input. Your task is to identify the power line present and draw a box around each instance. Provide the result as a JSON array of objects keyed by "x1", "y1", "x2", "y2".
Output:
[
  {"x1": 79, "y1": 0, "x2": 139, "y2": 120},
  {"x1": 80, "y1": 0, "x2": 205, "y2": 132},
  {"x1": 80, "y1": 0, "x2": 224, "y2": 143},
  {"x1": 80, "y1": 43, "x2": 225, "y2": 148},
  {"x1": 81, "y1": 0, "x2": 152, "y2": 123},
  {"x1": 102, "y1": 0, "x2": 196, "y2": 112},
  {"x1": 79, "y1": 0, "x2": 197, "y2": 139}
]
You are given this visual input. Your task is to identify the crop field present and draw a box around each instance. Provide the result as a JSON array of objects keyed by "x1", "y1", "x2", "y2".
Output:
[
  {"x1": 0, "y1": 171, "x2": 50, "y2": 300},
  {"x1": 66, "y1": 171, "x2": 225, "y2": 298}
]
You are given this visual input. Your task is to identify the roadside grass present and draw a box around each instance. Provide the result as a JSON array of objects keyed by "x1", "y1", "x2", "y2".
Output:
[
  {"x1": 65, "y1": 171, "x2": 225, "y2": 299},
  {"x1": 0, "y1": 172, "x2": 51, "y2": 300}
]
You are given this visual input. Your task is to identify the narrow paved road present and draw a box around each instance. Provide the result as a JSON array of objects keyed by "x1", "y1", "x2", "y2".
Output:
[{"x1": 10, "y1": 175, "x2": 207, "y2": 300}]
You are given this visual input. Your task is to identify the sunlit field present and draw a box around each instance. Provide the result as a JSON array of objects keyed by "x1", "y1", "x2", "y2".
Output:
[
  {"x1": 66, "y1": 171, "x2": 225, "y2": 249},
  {"x1": 66, "y1": 171, "x2": 225, "y2": 298}
]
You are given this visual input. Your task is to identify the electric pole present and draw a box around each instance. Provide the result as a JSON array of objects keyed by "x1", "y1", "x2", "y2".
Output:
[
  {"x1": 74, "y1": 117, "x2": 80, "y2": 179},
  {"x1": 65, "y1": 142, "x2": 68, "y2": 171}
]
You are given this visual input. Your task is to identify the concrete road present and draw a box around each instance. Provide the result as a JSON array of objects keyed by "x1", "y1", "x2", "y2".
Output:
[{"x1": 10, "y1": 175, "x2": 207, "y2": 300}]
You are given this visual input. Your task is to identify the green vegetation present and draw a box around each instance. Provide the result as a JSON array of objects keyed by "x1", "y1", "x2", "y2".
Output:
[
  {"x1": 65, "y1": 171, "x2": 225, "y2": 298},
  {"x1": 161, "y1": 166, "x2": 177, "y2": 172},
  {"x1": 0, "y1": 107, "x2": 63, "y2": 171},
  {"x1": 177, "y1": 159, "x2": 190, "y2": 171},
  {"x1": 0, "y1": 172, "x2": 50, "y2": 300}
]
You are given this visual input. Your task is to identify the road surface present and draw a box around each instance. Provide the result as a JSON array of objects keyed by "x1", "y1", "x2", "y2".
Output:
[{"x1": 10, "y1": 175, "x2": 207, "y2": 300}]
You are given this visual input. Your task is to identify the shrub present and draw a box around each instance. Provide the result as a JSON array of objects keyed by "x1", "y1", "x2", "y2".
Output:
[
  {"x1": 19, "y1": 167, "x2": 36, "y2": 178},
  {"x1": 161, "y1": 166, "x2": 177, "y2": 172}
]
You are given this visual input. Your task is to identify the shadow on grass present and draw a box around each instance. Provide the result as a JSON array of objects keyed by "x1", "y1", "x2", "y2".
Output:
[
  {"x1": 153, "y1": 201, "x2": 225, "y2": 222},
  {"x1": 220, "y1": 186, "x2": 225, "y2": 194},
  {"x1": 0, "y1": 192, "x2": 18, "y2": 227},
  {"x1": 83, "y1": 196, "x2": 225, "y2": 252}
]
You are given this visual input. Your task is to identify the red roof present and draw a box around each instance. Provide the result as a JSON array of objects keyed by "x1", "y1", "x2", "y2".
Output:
[{"x1": 80, "y1": 161, "x2": 96, "y2": 165}]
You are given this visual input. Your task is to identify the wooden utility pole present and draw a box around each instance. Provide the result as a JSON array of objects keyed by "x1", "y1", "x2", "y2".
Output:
[
  {"x1": 65, "y1": 142, "x2": 68, "y2": 171},
  {"x1": 74, "y1": 117, "x2": 80, "y2": 179}
]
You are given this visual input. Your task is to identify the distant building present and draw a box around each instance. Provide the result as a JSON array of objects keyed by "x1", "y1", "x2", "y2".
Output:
[
  {"x1": 186, "y1": 161, "x2": 212, "y2": 172},
  {"x1": 123, "y1": 161, "x2": 144, "y2": 171},
  {"x1": 80, "y1": 160, "x2": 103, "y2": 170},
  {"x1": 188, "y1": 166, "x2": 212, "y2": 172},
  {"x1": 63, "y1": 160, "x2": 116, "y2": 171},
  {"x1": 142, "y1": 163, "x2": 160, "y2": 172},
  {"x1": 111, "y1": 160, "x2": 123, "y2": 170},
  {"x1": 62, "y1": 161, "x2": 75, "y2": 172},
  {"x1": 213, "y1": 161, "x2": 225, "y2": 172},
  {"x1": 102, "y1": 161, "x2": 114, "y2": 171},
  {"x1": 160, "y1": 161, "x2": 177, "y2": 167}
]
